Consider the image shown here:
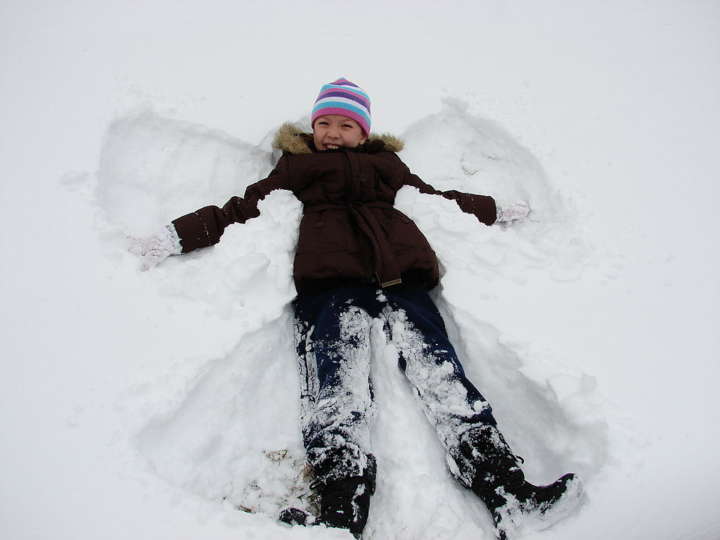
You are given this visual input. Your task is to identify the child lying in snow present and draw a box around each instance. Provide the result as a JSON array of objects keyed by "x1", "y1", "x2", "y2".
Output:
[{"x1": 130, "y1": 78, "x2": 583, "y2": 539}]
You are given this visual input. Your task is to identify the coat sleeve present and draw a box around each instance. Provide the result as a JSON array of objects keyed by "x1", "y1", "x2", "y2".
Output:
[
  {"x1": 171, "y1": 154, "x2": 292, "y2": 253},
  {"x1": 394, "y1": 154, "x2": 497, "y2": 226}
]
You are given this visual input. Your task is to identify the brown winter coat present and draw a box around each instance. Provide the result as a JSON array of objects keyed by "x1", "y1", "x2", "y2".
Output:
[{"x1": 171, "y1": 123, "x2": 497, "y2": 293}]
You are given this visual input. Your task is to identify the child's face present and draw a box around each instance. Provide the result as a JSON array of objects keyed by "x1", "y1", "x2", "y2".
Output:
[{"x1": 312, "y1": 115, "x2": 367, "y2": 151}]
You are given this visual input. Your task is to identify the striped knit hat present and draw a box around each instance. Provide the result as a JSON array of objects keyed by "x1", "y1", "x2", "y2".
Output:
[{"x1": 311, "y1": 78, "x2": 371, "y2": 135}]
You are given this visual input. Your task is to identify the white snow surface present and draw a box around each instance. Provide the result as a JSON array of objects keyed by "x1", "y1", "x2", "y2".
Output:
[{"x1": 2, "y1": 2, "x2": 719, "y2": 539}]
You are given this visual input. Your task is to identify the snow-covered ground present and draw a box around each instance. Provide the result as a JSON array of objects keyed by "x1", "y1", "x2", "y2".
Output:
[{"x1": 2, "y1": 2, "x2": 719, "y2": 539}]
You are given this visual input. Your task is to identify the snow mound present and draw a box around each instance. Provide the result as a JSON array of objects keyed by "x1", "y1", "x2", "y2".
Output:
[
  {"x1": 96, "y1": 109, "x2": 276, "y2": 236},
  {"x1": 399, "y1": 98, "x2": 562, "y2": 219},
  {"x1": 136, "y1": 314, "x2": 310, "y2": 517}
]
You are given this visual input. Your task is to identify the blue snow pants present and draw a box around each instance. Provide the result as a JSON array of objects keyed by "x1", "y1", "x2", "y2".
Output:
[{"x1": 292, "y1": 285, "x2": 498, "y2": 485}]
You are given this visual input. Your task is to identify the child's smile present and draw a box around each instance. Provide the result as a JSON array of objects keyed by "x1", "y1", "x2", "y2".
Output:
[{"x1": 313, "y1": 114, "x2": 367, "y2": 151}]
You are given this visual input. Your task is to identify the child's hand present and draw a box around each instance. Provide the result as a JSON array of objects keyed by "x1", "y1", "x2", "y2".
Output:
[
  {"x1": 496, "y1": 201, "x2": 531, "y2": 223},
  {"x1": 127, "y1": 226, "x2": 182, "y2": 271}
]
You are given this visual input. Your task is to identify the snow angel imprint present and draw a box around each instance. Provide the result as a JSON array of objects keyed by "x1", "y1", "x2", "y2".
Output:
[{"x1": 130, "y1": 77, "x2": 581, "y2": 540}]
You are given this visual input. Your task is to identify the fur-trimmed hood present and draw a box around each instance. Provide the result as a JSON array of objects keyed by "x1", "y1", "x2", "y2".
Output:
[{"x1": 272, "y1": 122, "x2": 404, "y2": 155}]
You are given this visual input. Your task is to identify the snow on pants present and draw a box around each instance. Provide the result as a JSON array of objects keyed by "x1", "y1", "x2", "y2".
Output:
[{"x1": 292, "y1": 284, "x2": 497, "y2": 485}]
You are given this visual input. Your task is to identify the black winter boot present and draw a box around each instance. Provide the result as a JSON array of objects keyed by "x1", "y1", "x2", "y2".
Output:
[
  {"x1": 279, "y1": 456, "x2": 376, "y2": 538},
  {"x1": 455, "y1": 425, "x2": 583, "y2": 539}
]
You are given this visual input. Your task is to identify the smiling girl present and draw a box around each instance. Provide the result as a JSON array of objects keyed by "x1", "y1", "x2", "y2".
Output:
[{"x1": 130, "y1": 78, "x2": 581, "y2": 539}]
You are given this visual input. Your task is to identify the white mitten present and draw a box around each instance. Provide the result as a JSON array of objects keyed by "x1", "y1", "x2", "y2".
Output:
[
  {"x1": 496, "y1": 201, "x2": 531, "y2": 223},
  {"x1": 128, "y1": 225, "x2": 182, "y2": 270}
]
